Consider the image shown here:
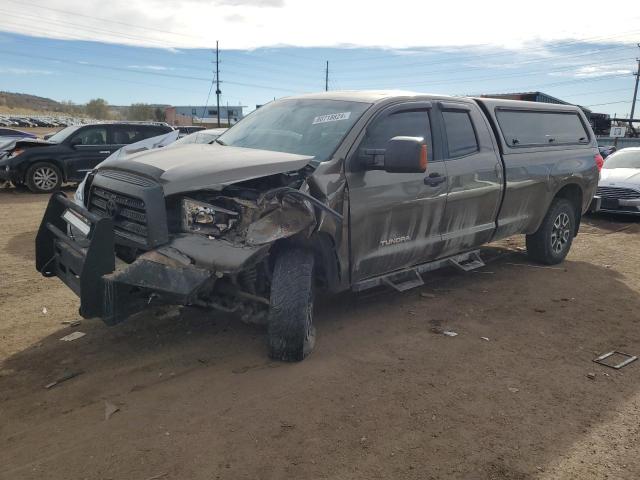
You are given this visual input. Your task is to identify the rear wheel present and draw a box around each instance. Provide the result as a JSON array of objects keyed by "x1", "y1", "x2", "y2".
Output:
[
  {"x1": 526, "y1": 198, "x2": 575, "y2": 265},
  {"x1": 26, "y1": 162, "x2": 62, "y2": 193},
  {"x1": 268, "y1": 248, "x2": 316, "y2": 362}
]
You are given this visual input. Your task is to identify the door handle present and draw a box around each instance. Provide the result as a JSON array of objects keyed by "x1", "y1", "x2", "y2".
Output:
[
  {"x1": 99, "y1": 150, "x2": 111, "y2": 154},
  {"x1": 424, "y1": 173, "x2": 446, "y2": 187}
]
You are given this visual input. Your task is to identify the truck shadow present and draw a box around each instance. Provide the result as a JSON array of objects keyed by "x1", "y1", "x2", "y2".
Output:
[
  {"x1": 1, "y1": 245, "x2": 639, "y2": 478},
  {"x1": 583, "y1": 211, "x2": 640, "y2": 234}
]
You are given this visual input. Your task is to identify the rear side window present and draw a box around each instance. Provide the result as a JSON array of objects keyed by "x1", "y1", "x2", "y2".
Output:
[
  {"x1": 360, "y1": 109, "x2": 433, "y2": 161},
  {"x1": 442, "y1": 111, "x2": 478, "y2": 158},
  {"x1": 496, "y1": 110, "x2": 589, "y2": 147},
  {"x1": 70, "y1": 126, "x2": 107, "y2": 145}
]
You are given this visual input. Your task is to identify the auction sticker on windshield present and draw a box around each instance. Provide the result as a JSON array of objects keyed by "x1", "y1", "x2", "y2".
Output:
[{"x1": 312, "y1": 112, "x2": 351, "y2": 124}]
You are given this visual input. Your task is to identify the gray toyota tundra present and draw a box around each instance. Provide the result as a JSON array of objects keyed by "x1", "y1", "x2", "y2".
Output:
[{"x1": 35, "y1": 91, "x2": 601, "y2": 361}]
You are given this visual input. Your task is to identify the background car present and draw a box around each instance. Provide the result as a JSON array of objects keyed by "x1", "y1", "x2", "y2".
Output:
[
  {"x1": 595, "y1": 147, "x2": 640, "y2": 215},
  {"x1": 0, "y1": 127, "x2": 36, "y2": 140},
  {"x1": 175, "y1": 125, "x2": 206, "y2": 138},
  {"x1": 171, "y1": 128, "x2": 227, "y2": 146}
]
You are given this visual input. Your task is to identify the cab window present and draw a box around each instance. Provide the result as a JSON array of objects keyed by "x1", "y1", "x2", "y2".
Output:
[
  {"x1": 70, "y1": 127, "x2": 107, "y2": 145},
  {"x1": 442, "y1": 110, "x2": 478, "y2": 158}
]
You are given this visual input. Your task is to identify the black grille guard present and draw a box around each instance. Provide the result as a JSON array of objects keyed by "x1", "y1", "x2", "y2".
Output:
[{"x1": 35, "y1": 192, "x2": 115, "y2": 320}]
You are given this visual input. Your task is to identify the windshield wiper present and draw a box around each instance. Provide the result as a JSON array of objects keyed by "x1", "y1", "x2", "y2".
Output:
[{"x1": 215, "y1": 139, "x2": 226, "y2": 146}]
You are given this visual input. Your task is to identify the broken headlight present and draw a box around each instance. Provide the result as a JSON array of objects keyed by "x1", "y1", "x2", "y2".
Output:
[{"x1": 181, "y1": 197, "x2": 238, "y2": 237}]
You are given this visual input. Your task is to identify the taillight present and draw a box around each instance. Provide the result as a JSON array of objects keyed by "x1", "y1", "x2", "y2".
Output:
[{"x1": 594, "y1": 153, "x2": 604, "y2": 171}]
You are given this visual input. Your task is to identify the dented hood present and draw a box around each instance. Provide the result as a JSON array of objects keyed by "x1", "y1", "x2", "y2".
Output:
[{"x1": 97, "y1": 143, "x2": 313, "y2": 195}]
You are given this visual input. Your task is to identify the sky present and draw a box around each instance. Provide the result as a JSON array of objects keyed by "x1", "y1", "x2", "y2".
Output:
[{"x1": 0, "y1": 0, "x2": 639, "y2": 117}]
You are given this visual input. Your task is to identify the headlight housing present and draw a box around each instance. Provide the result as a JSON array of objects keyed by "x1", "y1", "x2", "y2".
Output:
[
  {"x1": 8, "y1": 148, "x2": 24, "y2": 158},
  {"x1": 181, "y1": 197, "x2": 239, "y2": 236}
]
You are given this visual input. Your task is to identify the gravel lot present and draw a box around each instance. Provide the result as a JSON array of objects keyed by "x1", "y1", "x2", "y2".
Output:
[{"x1": 1, "y1": 187, "x2": 639, "y2": 480}]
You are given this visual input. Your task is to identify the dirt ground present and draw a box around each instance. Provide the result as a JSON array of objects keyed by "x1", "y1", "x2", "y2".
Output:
[{"x1": 1, "y1": 187, "x2": 639, "y2": 480}]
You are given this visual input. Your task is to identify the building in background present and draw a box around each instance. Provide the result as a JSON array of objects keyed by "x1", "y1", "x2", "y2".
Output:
[
  {"x1": 165, "y1": 105, "x2": 245, "y2": 127},
  {"x1": 480, "y1": 91, "x2": 612, "y2": 136}
]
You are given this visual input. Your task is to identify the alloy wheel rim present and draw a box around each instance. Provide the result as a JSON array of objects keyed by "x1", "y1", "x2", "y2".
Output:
[
  {"x1": 551, "y1": 212, "x2": 571, "y2": 254},
  {"x1": 33, "y1": 167, "x2": 58, "y2": 191}
]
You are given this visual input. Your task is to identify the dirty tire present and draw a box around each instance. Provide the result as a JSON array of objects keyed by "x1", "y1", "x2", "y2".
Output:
[
  {"x1": 526, "y1": 198, "x2": 575, "y2": 265},
  {"x1": 268, "y1": 248, "x2": 316, "y2": 362},
  {"x1": 26, "y1": 162, "x2": 62, "y2": 193}
]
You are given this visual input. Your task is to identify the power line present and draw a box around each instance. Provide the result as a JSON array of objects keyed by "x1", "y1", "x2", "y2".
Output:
[{"x1": 0, "y1": 49, "x2": 302, "y2": 93}]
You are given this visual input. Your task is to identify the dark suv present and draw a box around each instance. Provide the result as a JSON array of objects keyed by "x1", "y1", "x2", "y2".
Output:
[{"x1": 0, "y1": 122, "x2": 173, "y2": 192}]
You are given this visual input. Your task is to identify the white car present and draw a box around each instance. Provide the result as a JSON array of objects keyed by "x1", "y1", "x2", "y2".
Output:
[{"x1": 595, "y1": 147, "x2": 640, "y2": 215}]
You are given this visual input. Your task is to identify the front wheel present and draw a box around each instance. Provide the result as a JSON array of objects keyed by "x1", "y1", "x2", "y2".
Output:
[
  {"x1": 526, "y1": 198, "x2": 575, "y2": 265},
  {"x1": 268, "y1": 248, "x2": 316, "y2": 362},
  {"x1": 26, "y1": 162, "x2": 62, "y2": 193}
]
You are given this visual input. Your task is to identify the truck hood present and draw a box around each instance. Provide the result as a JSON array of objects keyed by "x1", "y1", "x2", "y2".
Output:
[
  {"x1": 599, "y1": 168, "x2": 640, "y2": 187},
  {"x1": 97, "y1": 144, "x2": 314, "y2": 195}
]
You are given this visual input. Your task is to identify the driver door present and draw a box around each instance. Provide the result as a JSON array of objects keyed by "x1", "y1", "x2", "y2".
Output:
[
  {"x1": 65, "y1": 125, "x2": 112, "y2": 181},
  {"x1": 346, "y1": 103, "x2": 448, "y2": 282}
]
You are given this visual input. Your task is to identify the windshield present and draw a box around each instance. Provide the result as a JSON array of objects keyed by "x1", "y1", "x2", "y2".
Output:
[
  {"x1": 47, "y1": 125, "x2": 82, "y2": 144},
  {"x1": 603, "y1": 150, "x2": 640, "y2": 169},
  {"x1": 174, "y1": 131, "x2": 221, "y2": 145},
  {"x1": 217, "y1": 99, "x2": 371, "y2": 161}
]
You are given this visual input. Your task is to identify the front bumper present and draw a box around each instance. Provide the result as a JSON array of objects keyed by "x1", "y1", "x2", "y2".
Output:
[
  {"x1": 36, "y1": 193, "x2": 214, "y2": 325},
  {"x1": 590, "y1": 195, "x2": 640, "y2": 215},
  {"x1": 0, "y1": 164, "x2": 12, "y2": 181}
]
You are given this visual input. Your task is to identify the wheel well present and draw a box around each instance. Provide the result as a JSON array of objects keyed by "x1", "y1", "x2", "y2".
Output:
[
  {"x1": 554, "y1": 183, "x2": 583, "y2": 235},
  {"x1": 271, "y1": 233, "x2": 341, "y2": 292}
]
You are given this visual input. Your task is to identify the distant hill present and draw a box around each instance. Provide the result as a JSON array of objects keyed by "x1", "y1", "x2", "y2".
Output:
[{"x1": 0, "y1": 91, "x2": 63, "y2": 112}]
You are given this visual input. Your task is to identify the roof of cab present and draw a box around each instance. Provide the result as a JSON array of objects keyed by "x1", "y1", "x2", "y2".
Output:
[{"x1": 284, "y1": 90, "x2": 465, "y2": 104}]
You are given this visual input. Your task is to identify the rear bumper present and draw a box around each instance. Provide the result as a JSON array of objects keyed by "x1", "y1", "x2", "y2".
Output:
[{"x1": 35, "y1": 193, "x2": 212, "y2": 325}]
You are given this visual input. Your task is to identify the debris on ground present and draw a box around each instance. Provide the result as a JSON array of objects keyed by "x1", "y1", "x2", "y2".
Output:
[
  {"x1": 61, "y1": 320, "x2": 81, "y2": 327},
  {"x1": 587, "y1": 373, "x2": 596, "y2": 380},
  {"x1": 481, "y1": 337, "x2": 490, "y2": 341},
  {"x1": 44, "y1": 370, "x2": 84, "y2": 389},
  {"x1": 593, "y1": 351, "x2": 638, "y2": 369},
  {"x1": 534, "y1": 308, "x2": 546, "y2": 313},
  {"x1": 42, "y1": 307, "x2": 48, "y2": 314},
  {"x1": 60, "y1": 331, "x2": 86, "y2": 342},
  {"x1": 508, "y1": 387, "x2": 520, "y2": 393},
  {"x1": 443, "y1": 331, "x2": 458, "y2": 337},
  {"x1": 420, "y1": 293, "x2": 436, "y2": 299},
  {"x1": 104, "y1": 401, "x2": 120, "y2": 420}
]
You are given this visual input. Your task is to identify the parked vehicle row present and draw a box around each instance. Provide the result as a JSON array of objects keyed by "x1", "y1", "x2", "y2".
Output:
[
  {"x1": 0, "y1": 122, "x2": 174, "y2": 192},
  {"x1": 35, "y1": 91, "x2": 601, "y2": 362}
]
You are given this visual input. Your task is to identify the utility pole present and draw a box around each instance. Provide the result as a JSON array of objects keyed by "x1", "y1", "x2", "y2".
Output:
[
  {"x1": 629, "y1": 46, "x2": 639, "y2": 137},
  {"x1": 325, "y1": 60, "x2": 329, "y2": 92},
  {"x1": 216, "y1": 40, "x2": 221, "y2": 128}
]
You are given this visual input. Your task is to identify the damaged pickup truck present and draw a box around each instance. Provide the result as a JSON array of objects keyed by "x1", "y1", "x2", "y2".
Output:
[{"x1": 36, "y1": 91, "x2": 601, "y2": 361}]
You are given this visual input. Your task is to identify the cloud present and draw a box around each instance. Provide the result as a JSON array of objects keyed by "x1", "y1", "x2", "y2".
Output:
[
  {"x1": 550, "y1": 64, "x2": 635, "y2": 78},
  {"x1": 3, "y1": 0, "x2": 638, "y2": 50},
  {"x1": 0, "y1": 67, "x2": 55, "y2": 75},
  {"x1": 224, "y1": 13, "x2": 245, "y2": 22},
  {"x1": 127, "y1": 64, "x2": 173, "y2": 71},
  {"x1": 215, "y1": 0, "x2": 283, "y2": 6}
]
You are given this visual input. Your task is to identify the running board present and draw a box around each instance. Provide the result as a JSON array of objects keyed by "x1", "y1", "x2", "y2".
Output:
[
  {"x1": 353, "y1": 250, "x2": 482, "y2": 292},
  {"x1": 448, "y1": 250, "x2": 485, "y2": 272},
  {"x1": 382, "y1": 269, "x2": 424, "y2": 292}
]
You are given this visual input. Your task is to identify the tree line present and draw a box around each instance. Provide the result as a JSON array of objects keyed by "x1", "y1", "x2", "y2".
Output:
[{"x1": 62, "y1": 98, "x2": 166, "y2": 122}]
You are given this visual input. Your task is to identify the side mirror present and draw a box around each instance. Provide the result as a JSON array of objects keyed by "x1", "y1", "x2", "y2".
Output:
[
  {"x1": 383, "y1": 136, "x2": 427, "y2": 173},
  {"x1": 69, "y1": 137, "x2": 82, "y2": 148}
]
